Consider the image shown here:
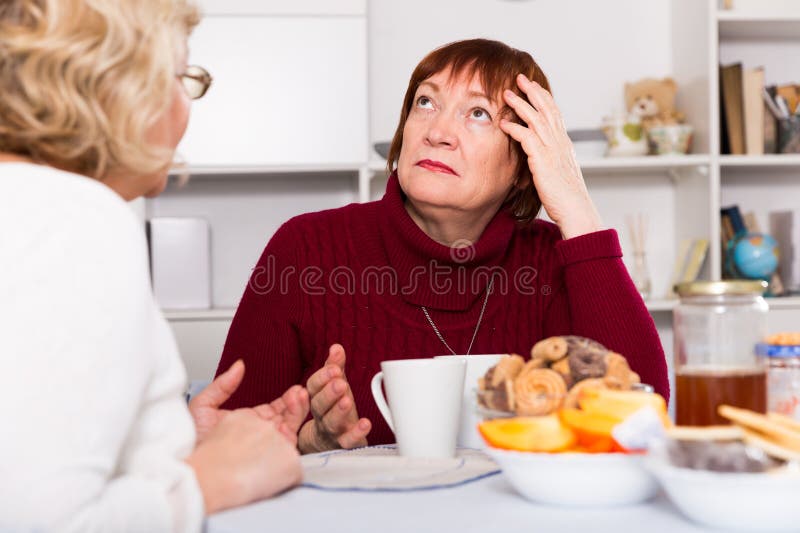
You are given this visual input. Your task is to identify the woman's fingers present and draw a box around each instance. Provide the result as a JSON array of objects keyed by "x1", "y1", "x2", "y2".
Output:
[
  {"x1": 309, "y1": 377, "x2": 349, "y2": 421},
  {"x1": 326, "y1": 343, "x2": 347, "y2": 370},
  {"x1": 306, "y1": 363, "x2": 341, "y2": 397},
  {"x1": 514, "y1": 74, "x2": 566, "y2": 137},
  {"x1": 335, "y1": 418, "x2": 371, "y2": 449},
  {"x1": 502, "y1": 89, "x2": 553, "y2": 146},
  {"x1": 280, "y1": 385, "x2": 309, "y2": 433},
  {"x1": 190, "y1": 359, "x2": 245, "y2": 411},
  {"x1": 500, "y1": 119, "x2": 544, "y2": 162}
]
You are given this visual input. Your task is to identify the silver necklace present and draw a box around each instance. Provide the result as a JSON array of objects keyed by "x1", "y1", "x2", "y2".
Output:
[{"x1": 421, "y1": 277, "x2": 494, "y2": 356}]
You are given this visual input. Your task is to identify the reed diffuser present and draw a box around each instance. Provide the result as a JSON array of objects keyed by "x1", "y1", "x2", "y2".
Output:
[{"x1": 626, "y1": 213, "x2": 652, "y2": 300}]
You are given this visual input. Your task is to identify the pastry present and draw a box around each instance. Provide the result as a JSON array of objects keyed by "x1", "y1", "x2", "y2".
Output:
[
  {"x1": 718, "y1": 405, "x2": 800, "y2": 452},
  {"x1": 486, "y1": 354, "x2": 525, "y2": 388},
  {"x1": 531, "y1": 336, "x2": 569, "y2": 362},
  {"x1": 563, "y1": 377, "x2": 607, "y2": 409},
  {"x1": 603, "y1": 352, "x2": 640, "y2": 389},
  {"x1": 513, "y1": 368, "x2": 567, "y2": 416},
  {"x1": 568, "y1": 343, "x2": 607, "y2": 382},
  {"x1": 550, "y1": 357, "x2": 573, "y2": 388},
  {"x1": 478, "y1": 378, "x2": 516, "y2": 412}
]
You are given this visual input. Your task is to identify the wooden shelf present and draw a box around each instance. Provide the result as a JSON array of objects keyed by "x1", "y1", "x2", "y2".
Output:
[
  {"x1": 717, "y1": 12, "x2": 800, "y2": 40},
  {"x1": 163, "y1": 308, "x2": 236, "y2": 321}
]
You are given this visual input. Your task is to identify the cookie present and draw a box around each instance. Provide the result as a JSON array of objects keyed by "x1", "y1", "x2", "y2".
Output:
[
  {"x1": 513, "y1": 368, "x2": 567, "y2": 416},
  {"x1": 531, "y1": 336, "x2": 569, "y2": 362}
]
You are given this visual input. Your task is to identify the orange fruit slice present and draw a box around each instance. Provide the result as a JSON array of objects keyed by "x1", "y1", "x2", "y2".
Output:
[
  {"x1": 478, "y1": 415, "x2": 576, "y2": 452},
  {"x1": 558, "y1": 408, "x2": 621, "y2": 452}
]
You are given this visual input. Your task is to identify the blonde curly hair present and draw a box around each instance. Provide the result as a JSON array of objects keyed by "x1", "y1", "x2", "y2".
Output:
[{"x1": 0, "y1": 0, "x2": 200, "y2": 180}]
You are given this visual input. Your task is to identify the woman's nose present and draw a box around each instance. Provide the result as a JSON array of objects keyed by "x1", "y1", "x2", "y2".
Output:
[{"x1": 424, "y1": 113, "x2": 458, "y2": 149}]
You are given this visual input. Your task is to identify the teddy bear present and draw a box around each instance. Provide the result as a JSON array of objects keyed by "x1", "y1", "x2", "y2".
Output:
[{"x1": 624, "y1": 77, "x2": 685, "y2": 132}]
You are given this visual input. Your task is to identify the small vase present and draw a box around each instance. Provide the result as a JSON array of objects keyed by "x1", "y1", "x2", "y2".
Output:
[{"x1": 632, "y1": 252, "x2": 652, "y2": 300}]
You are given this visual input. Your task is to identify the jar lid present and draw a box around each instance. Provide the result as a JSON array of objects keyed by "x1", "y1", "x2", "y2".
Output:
[
  {"x1": 674, "y1": 280, "x2": 768, "y2": 297},
  {"x1": 756, "y1": 343, "x2": 800, "y2": 357}
]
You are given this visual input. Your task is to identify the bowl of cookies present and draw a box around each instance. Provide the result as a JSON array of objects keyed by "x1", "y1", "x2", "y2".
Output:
[
  {"x1": 646, "y1": 406, "x2": 800, "y2": 531},
  {"x1": 476, "y1": 336, "x2": 669, "y2": 506},
  {"x1": 476, "y1": 335, "x2": 656, "y2": 420}
]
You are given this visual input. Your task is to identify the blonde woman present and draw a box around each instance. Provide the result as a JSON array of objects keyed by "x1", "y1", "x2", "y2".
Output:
[{"x1": 0, "y1": 0, "x2": 308, "y2": 530}]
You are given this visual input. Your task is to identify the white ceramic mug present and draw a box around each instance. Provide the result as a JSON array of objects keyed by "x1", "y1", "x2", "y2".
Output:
[
  {"x1": 370, "y1": 358, "x2": 466, "y2": 458},
  {"x1": 434, "y1": 354, "x2": 507, "y2": 449}
]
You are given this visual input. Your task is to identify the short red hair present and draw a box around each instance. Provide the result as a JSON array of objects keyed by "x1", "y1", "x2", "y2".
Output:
[{"x1": 387, "y1": 38, "x2": 550, "y2": 224}]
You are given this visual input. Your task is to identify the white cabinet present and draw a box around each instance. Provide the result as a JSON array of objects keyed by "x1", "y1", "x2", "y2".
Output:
[{"x1": 179, "y1": 14, "x2": 367, "y2": 167}]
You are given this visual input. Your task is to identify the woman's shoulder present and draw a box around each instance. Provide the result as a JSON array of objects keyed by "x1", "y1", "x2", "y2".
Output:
[
  {"x1": 1, "y1": 163, "x2": 147, "y2": 278},
  {"x1": 3, "y1": 162, "x2": 143, "y2": 240}
]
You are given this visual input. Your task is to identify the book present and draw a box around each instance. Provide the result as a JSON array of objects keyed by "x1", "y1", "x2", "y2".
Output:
[
  {"x1": 670, "y1": 238, "x2": 693, "y2": 293},
  {"x1": 671, "y1": 238, "x2": 709, "y2": 290},
  {"x1": 764, "y1": 99, "x2": 778, "y2": 154},
  {"x1": 743, "y1": 67, "x2": 765, "y2": 155},
  {"x1": 721, "y1": 205, "x2": 747, "y2": 236},
  {"x1": 682, "y1": 240, "x2": 710, "y2": 283},
  {"x1": 720, "y1": 63, "x2": 745, "y2": 155},
  {"x1": 770, "y1": 210, "x2": 800, "y2": 293},
  {"x1": 721, "y1": 212, "x2": 735, "y2": 279},
  {"x1": 720, "y1": 73, "x2": 731, "y2": 155}
]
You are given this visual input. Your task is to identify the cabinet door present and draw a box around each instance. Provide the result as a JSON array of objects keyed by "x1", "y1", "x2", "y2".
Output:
[{"x1": 180, "y1": 16, "x2": 367, "y2": 166}]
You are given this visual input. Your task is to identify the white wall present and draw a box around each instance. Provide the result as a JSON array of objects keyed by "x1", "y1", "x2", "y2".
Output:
[{"x1": 368, "y1": 0, "x2": 673, "y2": 145}]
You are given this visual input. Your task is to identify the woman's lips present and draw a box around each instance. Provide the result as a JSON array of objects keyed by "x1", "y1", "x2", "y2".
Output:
[{"x1": 416, "y1": 159, "x2": 458, "y2": 176}]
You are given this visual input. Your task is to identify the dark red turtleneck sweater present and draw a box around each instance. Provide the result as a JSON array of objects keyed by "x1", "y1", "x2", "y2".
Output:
[{"x1": 216, "y1": 174, "x2": 669, "y2": 445}]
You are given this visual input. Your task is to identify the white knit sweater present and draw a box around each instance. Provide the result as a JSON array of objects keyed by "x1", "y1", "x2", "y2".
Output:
[{"x1": 0, "y1": 163, "x2": 203, "y2": 532}]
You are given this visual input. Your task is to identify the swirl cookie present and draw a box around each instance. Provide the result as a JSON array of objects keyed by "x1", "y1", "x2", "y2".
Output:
[{"x1": 513, "y1": 368, "x2": 567, "y2": 416}]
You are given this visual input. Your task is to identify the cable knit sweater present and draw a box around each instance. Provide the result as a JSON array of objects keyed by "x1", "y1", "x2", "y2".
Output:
[{"x1": 217, "y1": 173, "x2": 669, "y2": 445}]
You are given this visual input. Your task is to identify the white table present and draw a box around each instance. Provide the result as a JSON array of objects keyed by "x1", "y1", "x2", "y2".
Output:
[{"x1": 208, "y1": 472, "x2": 713, "y2": 533}]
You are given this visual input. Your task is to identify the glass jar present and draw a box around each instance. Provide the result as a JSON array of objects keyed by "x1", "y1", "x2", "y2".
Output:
[
  {"x1": 673, "y1": 280, "x2": 769, "y2": 426},
  {"x1": 756, "y1": 335, "x2": 800, "y2": 421}
]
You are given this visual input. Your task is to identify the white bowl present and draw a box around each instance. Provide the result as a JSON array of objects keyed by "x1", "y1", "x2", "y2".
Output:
[
  {"x1": 646, "y1": 456, "x2": 800, "y2": 531},
  {"x1": 485, "y1": 447, "x2": 658, "y2": 506}
]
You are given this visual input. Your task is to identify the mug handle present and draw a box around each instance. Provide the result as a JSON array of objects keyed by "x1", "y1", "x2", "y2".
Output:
[{"x1": 370, "y1": 371, "x2": 394, "y2": 433}]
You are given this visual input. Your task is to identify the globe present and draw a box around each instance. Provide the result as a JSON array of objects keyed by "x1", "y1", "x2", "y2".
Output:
[{"x1": 731, "y1": 233, "x2": 779, "y2": 280}]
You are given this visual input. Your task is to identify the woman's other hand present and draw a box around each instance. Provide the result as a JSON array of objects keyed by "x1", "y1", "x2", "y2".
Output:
[
  {"x1": 500, "y1": 73, "x2": 603, "y2": 239},
  {"x1": 190, "y1": 360, "x2": 309, "y2": 445},
  {"x1": 186, "y1": 409, "x2": 302, "y2": 514},
  {"x1": 298, "y1": 344, "x2": 371, "y2": 453}
]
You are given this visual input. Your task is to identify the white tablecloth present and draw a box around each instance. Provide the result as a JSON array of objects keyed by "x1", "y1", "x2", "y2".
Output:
[{"x1": 208, "y1": 463, "x2": 713, "y2": 533}]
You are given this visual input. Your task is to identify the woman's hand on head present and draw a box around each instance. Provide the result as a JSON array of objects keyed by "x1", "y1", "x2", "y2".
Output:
[
  {"x1": 500, "y1": 74, "x2": 603, "y2": 240},
  {"x1": 186, "y1": 409, "x2": 302, "y2": 515},
  {"x1": 189, "y1": 360, "x2": 309, "y2": 445},
  {"x1": 298, "y1": 343, "x2": 372, "y2": 454}
]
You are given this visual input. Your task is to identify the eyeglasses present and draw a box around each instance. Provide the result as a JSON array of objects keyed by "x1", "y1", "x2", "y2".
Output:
[{"x1": 178, "y1": 65, "x2": 212, "y2": 100}]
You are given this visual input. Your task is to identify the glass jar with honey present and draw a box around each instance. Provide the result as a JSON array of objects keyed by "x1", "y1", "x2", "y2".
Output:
[{"x1": 673, "y1": 280, "x2": 769, "y2": 426}]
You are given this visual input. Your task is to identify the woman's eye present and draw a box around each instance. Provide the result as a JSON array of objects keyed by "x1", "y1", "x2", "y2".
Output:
[
  {"x1": 416, "y1": 96, "x2": 433, "y2": 109},
  {"x1": 470, "y1": 108, "x2": 492, "y2": 121}
]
